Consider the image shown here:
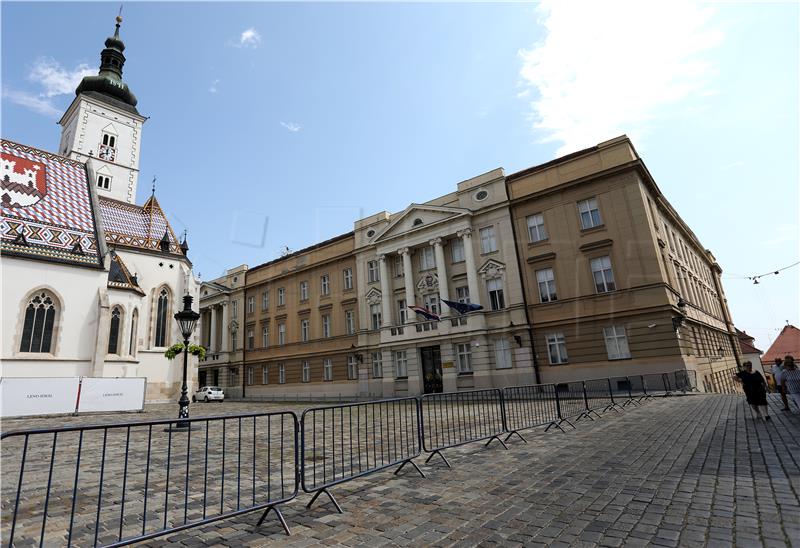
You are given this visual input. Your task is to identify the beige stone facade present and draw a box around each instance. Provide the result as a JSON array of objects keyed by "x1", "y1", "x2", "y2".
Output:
[
  {"x1": 242, "y1": 234, "x2": 360, "y2": 398},
  {"x1": 506, "y1": 136, "x2": 740, "y2": 387},
  {"x1": 198, "y1": 265, "x2": 247, "y2": 395}
]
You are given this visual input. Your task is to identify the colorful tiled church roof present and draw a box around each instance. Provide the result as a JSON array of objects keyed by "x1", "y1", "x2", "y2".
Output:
[
  {"x1": 1, "y1": 139, "x2": 101, "y2": 267},
  {"x1": 98, "y1": 194, "x2": 183, "y2": 256}
]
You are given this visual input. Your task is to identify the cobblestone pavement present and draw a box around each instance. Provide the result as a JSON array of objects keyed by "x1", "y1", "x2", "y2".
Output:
[{"x1": 3, "y1": 394, "x2": 799, "y2": 547}]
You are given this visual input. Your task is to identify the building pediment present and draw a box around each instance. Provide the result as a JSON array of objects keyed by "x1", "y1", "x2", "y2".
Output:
[
  {"x1": 417, "y1": 272, "x2": 439, "y2": 294},
  {"x1": 373, "y1": 204, "x2": 469, "y2": 243},
  {"x1": 365, "y1": 287, "x2": 382, "y2": 305},
  {"x1": 478, "y1": 259, "x2": 505, "y2": 279}
]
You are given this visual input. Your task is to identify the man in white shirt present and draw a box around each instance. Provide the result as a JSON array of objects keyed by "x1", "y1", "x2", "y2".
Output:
[
  {"x1": 771, "y1": 358, "x2": 790, "y2": 410},
  {"x1": 781, "y1": 356, "x2": 800, "y2": 411}
]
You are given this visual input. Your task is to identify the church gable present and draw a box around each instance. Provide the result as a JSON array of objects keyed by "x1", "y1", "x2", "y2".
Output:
[
  {"x1": 373, "y1": 204, "x2": 468, "y2": 242},
  {"x1": 0, "y1": 139, "x2": 102, "y2": 267},
  {"x1": 98, "y1": 194, "x2": 183, "y2": 256}
]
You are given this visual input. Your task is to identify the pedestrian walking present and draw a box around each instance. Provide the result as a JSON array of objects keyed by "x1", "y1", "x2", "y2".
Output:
[
  {"x1": 781, "y1": 356, "x2": 800, "y2": 412},
  {"x1": 771, "y1": 357, "x2": 789, "y2": 411},
  {"x1": 736, "y1": 361, "x2": 770, "y2": 420}
]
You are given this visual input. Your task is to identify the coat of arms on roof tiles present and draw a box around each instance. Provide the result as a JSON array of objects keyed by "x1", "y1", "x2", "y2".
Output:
[{"x1": 1, "y1": 152, "x2": 47, "y2": 208}]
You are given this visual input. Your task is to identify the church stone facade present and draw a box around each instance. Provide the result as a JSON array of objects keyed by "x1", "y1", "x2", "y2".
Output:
[{"x1": 1, "y1": 17, "x2": 200, "y2": 402}]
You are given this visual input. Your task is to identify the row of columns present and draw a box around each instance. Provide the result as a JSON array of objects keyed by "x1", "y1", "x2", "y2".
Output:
[
  {"x1": 203, "y1": 301, "x2": 229, "y2": 352},
  {"x1": 377, "y1": 228, "x2": 480, "y2": 327}
]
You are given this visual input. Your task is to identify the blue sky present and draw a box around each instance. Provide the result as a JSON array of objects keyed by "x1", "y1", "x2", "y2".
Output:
[{"x1": 2, "y1": 1, "x2": 798, "y2": 351}]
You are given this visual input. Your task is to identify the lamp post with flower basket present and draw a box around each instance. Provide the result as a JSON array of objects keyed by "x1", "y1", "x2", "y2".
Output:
[{"x1": 168, "y1": 294, "x2": 201, "y2": 429}]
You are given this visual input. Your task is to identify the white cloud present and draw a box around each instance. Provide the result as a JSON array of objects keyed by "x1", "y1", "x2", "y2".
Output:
[
  {"x1": 238, "y1": 27, "x2": 262, "y2": 48},
  {"x1": 3, "y1": 57, "x2": 94, "y2": 118},
  {"x1": 28, "y1": 57, "x2": 94, "y2": 97},
  {"x1": 280, "y1": 121, "x2": 301, "y2": 133},
  {"x1": 518, "y1": 0, "x2": 723, "y2": 155},
  {"x1": 2, "y1": 88, "x2": 61, "y2": 117},
  {"x1": 209, "y1": 79, "x2": 220, "y2": 94}
]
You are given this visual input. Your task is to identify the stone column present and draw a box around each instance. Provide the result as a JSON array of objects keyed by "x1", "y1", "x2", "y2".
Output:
[
  {"x1": 220, "y1": 301, "x2": 229, "y2": 352},
  {"x1": 459, "y1": 228, "x2": 480, "y2": 306},
  {"x1": 378, "y1": 255, "x2": 392, "y2": 327},
  {"x1": 209, "y1": 305, "x2": 217, "y2": 352},
  {"x1": 399, "y1": 248, "x2": 415, "y2": 324},
  {"x1": 430, "y1": 237, "x2": 450, "y2": 316}
]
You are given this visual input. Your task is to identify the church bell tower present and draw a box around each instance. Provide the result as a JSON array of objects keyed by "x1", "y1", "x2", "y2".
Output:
[{"x1": 58, "y1": 15, "x2": 146, "y2": 204}]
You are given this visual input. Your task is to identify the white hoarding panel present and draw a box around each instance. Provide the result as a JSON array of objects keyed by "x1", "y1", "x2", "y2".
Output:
[
  {"x1": 0, "y1": 377, "x2": 80, "y2": 417},
  {"x1": 77, "y1": 377, "x2": 146, "y2": 413}
]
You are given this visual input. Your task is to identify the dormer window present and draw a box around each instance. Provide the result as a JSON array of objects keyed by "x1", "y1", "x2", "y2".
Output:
[
  {"x1": 99, "y1": 133, "x2": 117, "y2": 162},
  {"x1": 97, "y1": 174, "x2": 111, "y2": 190}
]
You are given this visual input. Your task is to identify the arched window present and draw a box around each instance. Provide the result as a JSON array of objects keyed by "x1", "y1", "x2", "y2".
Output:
[
  {"x1": 155, "y1": 288, "x2": 170, "y2": 347},
  {"x1": 108, "y1": 306, "x2": 122, "y2": 354},
  {"x1": 129, "y1": 309, "x2": 138, "y2": 356},
  {"x1": 20, "y1": 291, "x2": 57, "y2": 353}
]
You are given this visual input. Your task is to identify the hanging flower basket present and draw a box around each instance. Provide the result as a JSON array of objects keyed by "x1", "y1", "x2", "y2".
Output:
[{"x1": 164, "y1": 343, "x2": 207, "y2": 361}]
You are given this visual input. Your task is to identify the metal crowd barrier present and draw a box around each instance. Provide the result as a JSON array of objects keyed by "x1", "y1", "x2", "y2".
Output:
[
  {"x1": 419, "y1": 388, "x2": 507, "y2": 468},
  {"x1": 643, "y1": 373, "x2": 670, "y2": 397},
  {"x1": 300, "y1": 397, "x2": 423, "y2": 513},
  {"x1": 554, "y1": 381, "x2": 588, "y2": 426},
  {"x1": 502, "y1": 384, "x2": 562, "y2": 440},
  {"x1": 609, "y1": 376, "x2": 641, "y2": 407},
  {"x1": 0, "y1": 411, "x2": 299, "y2": 547},
  {"x1": 584, "y1": 378, "x2": 618, "y2": 415},
  {"x1": 627, "y1": 375, "x2": 647, "y2": 402}
]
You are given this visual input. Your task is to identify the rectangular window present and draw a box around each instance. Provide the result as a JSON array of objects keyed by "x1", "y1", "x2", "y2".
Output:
[
  {"x1": 322, "y1": 314, "x2": 331, "y2": 338},
  {"x1": 347, "y1": 356, "x2": 358, "y2": 380},
  {"x1": 479, "y1": 226, "x2": 497, "y2": 253},
  {"x1": 456, "y1": 286, "x2": 470, "y2": 304},
  {"x1": 451, "y1": 238, "x2": 465, "y2": 262},
  {"x1": 345, "y1": 310, "x2": 355, "y2": 335},
  {"x1": 526, "y1": 213, "x2": 548, "y2": 242},
  {"x1": 247, "y1": 296, "x2": 255, "y2": 314},
  {"x1": 420, "y1": 247, "x2": 436, "y2": 270},
  {"x1": 300, "y1": 319, "x2": 309, "y2": 342},
  {"x1": 231, "y1": 330, "x2": 238, "y2": 351},
  {"x1": 536, "y1": 268, "x2": 557, "y2": 302},
  {"x1": 278, "y1": 363, "x2": 285, "y2": 384},
  {"x1": 343, "y1": 268, "x2": 353, "y2": 290},
  {"x1": 229, "y1": 367, "x2": 239, "y2": 386},
  {"x1": 246, "y1": 366, "x2": 253, "y2": 385},
  {"x1": 487, "y1": 278, "x2": 505, "y2": 310},
  {"x1": 590, "y1": 256, "x2": 616, "y2": 293},
  {"x1": 321, "y1": 275, "x2": 330, "y2": 296},
  {"x1": 278, "y1": 288, "x2": 285, "y2": 306},
  {"x1": 397, "y1": 299, "x2": 407, "y2": 324},
  {"x1": 262, "y1": 326, "x2": 269, "y2": 348},
  {"x1": 578, "y1": 197, "x2": 602, "y2": 229},
  {"x1": 302, "y1": 361, "x2": 310, "y2": 383},
  {"x1": 546, "y1": 333, "x2": 568, "y2": 364},
  {"x1": 394, "y1": 255, "x2": 404, "y2": 277},
  {"x1": 424, "y1": 294, "x2": 439, "y2": 315},
  {"x1": 456, "y1": 343, "x2": 472, "y2": 373},
  {"x1": 367, "y1": 260, "x2": 380, "y2": 283},
  {"x1": 370, "y1": 304, "x2": 382, "y2": 330},
  {"x1": 494, "y1": 338, "x2": 512, "y2": 369},
  {"x1": 262, "y1": 290, "x2": 269, "y2": 310},
  {"x1": 372, "y1": 352, "x2": 383, "y2": 378},
  {"x1": 278, "y1": 323, "x2": 285, "y2": 346},
  {"x1": 247, "y1": 328, "x2": 254, "y2": 350},
  {"x1": 323, "y1": 358, "x2": 333, "y2": 381},
  {"x1": 394, "y1": 350, "x2": 408, "y2": 378},
  {"x1": 299, "y1": 281, "x2": 309, "y2": 301},
  {"x1": 603, "y1": 325, "x2": 631, "y2": 360},
  {"x1": 232, "y1": 300, "x2": 238, "y2": 319},
  {"x1": 262, "y1": 364, "x2": 268, "y2": 385}
]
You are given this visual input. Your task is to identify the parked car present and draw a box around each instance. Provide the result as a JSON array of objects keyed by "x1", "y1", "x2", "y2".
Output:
[{"x1": 192, "y1": 386, "x2": 225, "y2": 403}]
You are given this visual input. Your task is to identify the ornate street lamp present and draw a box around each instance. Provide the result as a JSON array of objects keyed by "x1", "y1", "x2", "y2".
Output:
[{"x1": 174, "y1": 294, "x2": 200, "y2": 429}]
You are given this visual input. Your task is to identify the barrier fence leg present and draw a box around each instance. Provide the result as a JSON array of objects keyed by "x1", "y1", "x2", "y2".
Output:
[
  {"x1": 544, "y1": 421, "x2": 567, "y2": 433},
  {"x1": 485, "y1": 435, "x2": 509, "y2": 450},
  {"x1": 255, "y1": 504, "x2": 291, "y2": 536},
  {"x1": 424, "y1": 450, "x2": 452, "y2": 469},
  {"x1": 504, "y1": 430, "x2": 527, "y2": 443},
  {"x1": 306, "y1": 488, "x2": 343, "y2": 514},
  {"x1": 558, "y1": 418, "x2": 576, "y2": 429},
  {"x1": 395, "y1": 458, "x2": 426, "y2": 478}
]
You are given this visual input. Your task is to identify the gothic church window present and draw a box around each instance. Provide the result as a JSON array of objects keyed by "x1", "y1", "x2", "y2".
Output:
[
  {"x1": 19, "y1": 291, "x2": 57, "y2": 353},
  {"x1": 108, "y1": 306, "x2": 122, "y2": 354},
  {"x1": 155, "y1": 288, "x2": 170, "y2": 347}
]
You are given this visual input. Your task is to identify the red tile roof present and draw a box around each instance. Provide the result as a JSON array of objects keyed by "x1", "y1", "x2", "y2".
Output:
[
  {"x1": 1, "y1": 139, "x2": 101, "y2": 267},
  {"x1": 762, "y1": 325, "x2": 800, "y2": 364}
]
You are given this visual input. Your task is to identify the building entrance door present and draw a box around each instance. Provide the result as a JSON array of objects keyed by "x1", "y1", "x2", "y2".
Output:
[
  {"x1": 420, "y1": 346, "x2": 443, "y2": 394},
  {"x1": 199, "y1": 370, "x2": 207, "y2": 387}
]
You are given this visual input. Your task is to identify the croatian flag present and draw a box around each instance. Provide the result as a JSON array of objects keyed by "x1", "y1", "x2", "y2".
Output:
[
  {"x1": 408, "y1": 305, "x2": 440, "y2": 322},
  {"x1": 442, "y1": 299, "x2": 484, "y2": 315}
]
